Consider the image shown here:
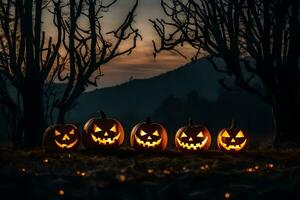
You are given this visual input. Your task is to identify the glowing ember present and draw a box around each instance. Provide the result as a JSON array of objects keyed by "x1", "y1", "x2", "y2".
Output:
[
  {"x1": 246, "y1": 168, "x2": 253, "y2": 173},
  {"x1": 58, "y1": 189, "x2": 65, "y2": 196},
  {"x1": 43, "y1": 159, "x2": 49, "y2": 164},
  {"x1": 119, "y1": 174, "x2": 126, "y2": 182},
  {"x1": 266, "y1": 163, "x2": 274, "y2": 168},
  {"x1": 147, "y1": 169, "x2": 154, "y2": 174},
  {"x1": 163, "y1": 169, "x2": 171, "y2": 175},
  {"x1": 224, "y1": 192, "x2": 230, "y2": 198}
]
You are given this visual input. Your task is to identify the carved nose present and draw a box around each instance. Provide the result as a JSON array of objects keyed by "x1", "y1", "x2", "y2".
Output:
[
  {"x1": 104, "y1": 132, "x2": 109, "y2": 136},
  {"x1": 231, "y1": 138, "x2": 236, "y2": 142},
  {"x1": 62, "y1": 134, "x2": 70, "y2": 141},
  {"x1": 147, "y1": 136, "x2": 152, "y2": 140},
  {"x1": 189, "y1": 137, "x2": 193, "y2": 141}
]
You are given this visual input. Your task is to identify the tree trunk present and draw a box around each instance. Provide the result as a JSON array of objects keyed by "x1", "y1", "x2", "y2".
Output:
[
  {"x1": 57, "y1": 108, "x2": 66, "y2": 124},
  {"x1": 272, "y1": 69, "x2": 300, "y2": 147},
  {"x1": 22, "y1": 78, "x2": 46, "y2": 147}
]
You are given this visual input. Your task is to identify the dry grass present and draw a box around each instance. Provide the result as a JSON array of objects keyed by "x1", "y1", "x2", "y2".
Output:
[{"x1": 0, "y1": 146, "x2": 300, "y2": 199}]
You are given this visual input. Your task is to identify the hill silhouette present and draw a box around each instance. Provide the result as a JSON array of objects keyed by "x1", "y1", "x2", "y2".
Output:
[
  {"x1": 68, "y1": 58, "x2": 272, "y2": 143},
  {"x1": 70, "y1": 59, "x2": 226, "y2": 122}
]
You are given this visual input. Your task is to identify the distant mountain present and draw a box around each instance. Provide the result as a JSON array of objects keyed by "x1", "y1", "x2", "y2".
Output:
[{"x1": 69, "y1": 59, "x2": 228, "y2": 123}]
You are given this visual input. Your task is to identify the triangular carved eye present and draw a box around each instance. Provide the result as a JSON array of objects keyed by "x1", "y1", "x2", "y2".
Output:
[
  {"x1": 181, "y1": 132, "x2": 188, "y2": 138},
  {"x1": 110, "y1": 125, "x2": 117, "y2": 132},
  {"x1": 69, "y1": 129, "x2": 75, "y2": 135},
  {"x1": 55, "y1": 130, "x2": 61, "y2": 136},
  {"x1": 222, "y1": 131, "x2": 230, "y2": 138},
  {"x1": 197, "y1": 131, "x2": 204, "y2": 137},
  {"x1": 94, "y1": 125, "x2": 102, "y2": 132},
  {"x1": 140, "y1": 130, "x2": 147, "y2": 136},
  {"x1": 236, "y1": 131, "x2": 244, "y2": 138},
  {"x1": 153, "y1": 130, "x2": 159, "y2": 136}
]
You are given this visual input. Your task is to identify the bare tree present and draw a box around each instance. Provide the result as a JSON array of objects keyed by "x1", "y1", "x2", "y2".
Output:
[
  {"x1": 0, "y1": 0, "x2": 140, "y2": 147},
  {"x1": 151, "y1": 0, "x2": 300, "y2": 146},
  {"x1": 55, "y1": 0, "x2": 141, "y2": 123},
  {"x1": 0, "y1": 0, "x2": 63, "y2": 147}
]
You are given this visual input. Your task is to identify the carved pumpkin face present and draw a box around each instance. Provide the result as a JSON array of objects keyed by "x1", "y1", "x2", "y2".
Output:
[
  {"x1": 130, "y1": 119, "x2": 168, "y2": 151},
  {"x1": 217, "y1": 128, "x2": 248, "y2": 152},
  {"x1": 175, "y1": 123, "x2": 211, "y2": 152},
  {"x1": 83, "y1": 115, "x2": 125, "y2": 149},
  {"x1": 43, "y1": 124, "x2": 80, "y2": 152}
]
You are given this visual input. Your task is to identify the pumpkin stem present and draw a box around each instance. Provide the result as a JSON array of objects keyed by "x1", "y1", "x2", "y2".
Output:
[
  {"x1": 230, "y1": 119, "x2": 236, "y2": 129},
  {"x1": 146, "y1": 117, "x2": 151, "y2": 124},
  {"x1": 188, "y1": 118, "x2": 194, "y2": 126},
  {"x1": 100, "y1": 110, "x2": 107, "y2": 119}
]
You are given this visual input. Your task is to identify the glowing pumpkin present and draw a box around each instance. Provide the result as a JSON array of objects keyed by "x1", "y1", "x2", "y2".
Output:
[
  {"x1": 130, "y1": 118, "x2": 168, "y2": 151},
  {"x1": 175, "y1": 120, "x2": 211, "y2": 152},
  {"x1": 43, "y1": 124, "x2": 80, "y2": 152},
  {"x1": 83, "y1": 111, "x2": 125, "y2": 149},
  {"x1": 217, "y1": 120, "x2": 248, "y2": 152}
]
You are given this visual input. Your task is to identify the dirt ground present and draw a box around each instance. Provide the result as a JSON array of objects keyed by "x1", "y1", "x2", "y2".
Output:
[{"x1": 0, "y1": 146, "x2": 300, "y2": 199}]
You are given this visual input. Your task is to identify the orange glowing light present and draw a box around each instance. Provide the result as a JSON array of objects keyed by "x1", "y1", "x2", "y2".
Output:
[
  {"x1": 119, "y1": 174, "x2": 126, "y2": 182},
  {"x1": 163, "y1": 169, "x2": 171, "y2": 175},
  {"x1": 58, "y1": 189, "x2": 65, "y2": 196},
  {"x1": 267, "y1": 163, "x2": 274, "y2": 168},
  {"x1": 246, "y1": 168, "x2": 253, "y2": 173},
  {"x1": 224, "y1": 192, "x2": 230, "y2": 198}
]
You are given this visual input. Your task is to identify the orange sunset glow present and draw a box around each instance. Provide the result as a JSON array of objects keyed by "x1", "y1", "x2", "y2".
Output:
[
  {"x1": 96, "y1": 0, "x2": 196, "y2": 88},
  {"x1": 43, "y1": 0, "x2": 195, "y2": 88}
]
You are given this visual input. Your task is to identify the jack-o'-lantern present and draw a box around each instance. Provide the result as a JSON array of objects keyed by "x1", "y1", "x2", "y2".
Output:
[
  {"x1": 43, "y1": 124, "x2": 80, "y2": 152},
  {"x1": 83, "y1": 111, "x2": 125, "y2": 149},
  {"x1": 175, "y1": 120, "x2": 211, "y2": 152},
  {"x1": 217, "y1": 120, "x2": 248, "y2": 153},
  {"x1": 130, "y1": 118, "x2": 168, "y2": 151}
]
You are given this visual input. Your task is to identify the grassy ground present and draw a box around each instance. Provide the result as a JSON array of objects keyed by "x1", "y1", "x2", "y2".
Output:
[{"x1": 0, "y1": 146, "x2": 300, "y2": 199}]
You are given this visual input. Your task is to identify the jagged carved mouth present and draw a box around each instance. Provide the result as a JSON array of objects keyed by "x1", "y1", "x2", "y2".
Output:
[
  {"x1": 55, "y1": 139, "x2": 78, "y2": 149},
  {"x1": 219, "y1": 139, "x2": 247, "y2": 151},
  {"x1": 134, "y1": 134, "x2": 162, "y2": 148},
  {"x1": 91, "y1": 133, "x2": 120, "y2": 145},
  {"x1": 176, "y1": 137, "x2": 208, "y2": 150}
]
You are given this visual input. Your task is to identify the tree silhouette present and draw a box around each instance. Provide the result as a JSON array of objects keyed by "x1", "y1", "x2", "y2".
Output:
[
  {"x1": 0, "y1": 0, "x2": 140, "y2": 147},
  {"x1": 55, "y1": 0, "x2": 141, "y2": 123},
  {"x1": 151, "y1": 0, "x2": 300, "y2": 146}
]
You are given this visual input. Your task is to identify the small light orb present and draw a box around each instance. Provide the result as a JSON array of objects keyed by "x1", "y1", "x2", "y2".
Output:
[
  {"x1": 224, "y1": 192, "x2": 230, "y2": 199},
  {"x1": 58, "y1": 189, "x2": 65, "y2": 196},
  {"x1": 268, "y1": 163, "x2": 274, "y2": 168},
  {"x1": 119, "y1": 174, "x2": 126, "y2": 182},
  {"x1": 246, "y1": 168, "x2": 253, "y2": 173},
  {"x1": 163, "y1": 169, "x2": 171, "y2": 175}
]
